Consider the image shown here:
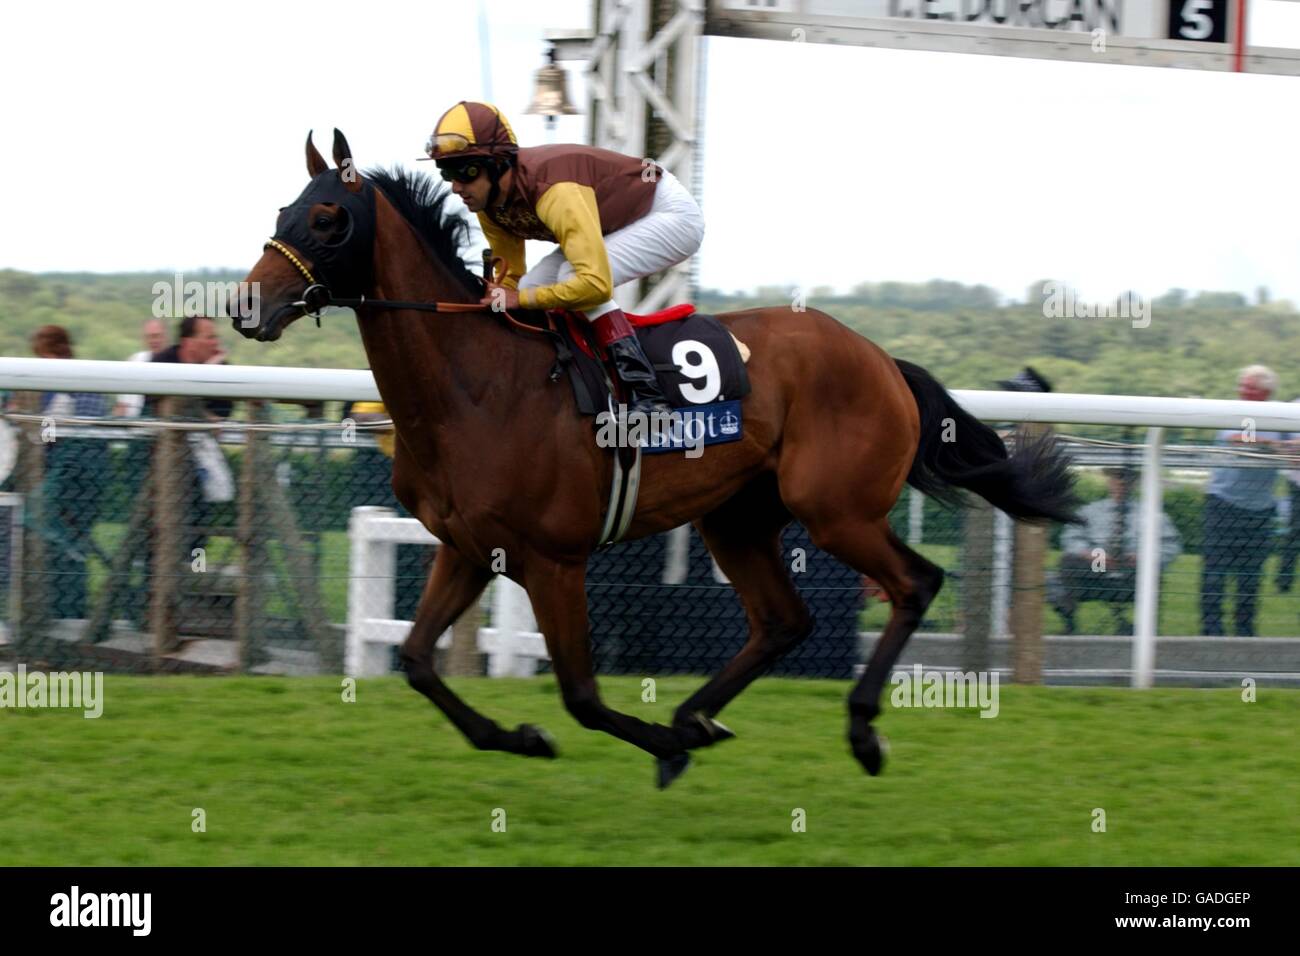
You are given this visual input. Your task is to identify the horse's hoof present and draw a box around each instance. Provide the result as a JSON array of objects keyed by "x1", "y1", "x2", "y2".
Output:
[
  {"x1": 851, "y1": 728, "x2": 888, "y2": 776},
  {"x1": 676, "y1": 711, "x2": 736, "y2": 749},
  {"x1": 517, "y1": 724, "x2": 559, "y2": 759},
  {"x1": 657, "y1": 752, "x2": 691, "y2": 789},
  {"x1": 695, "y1": 712, "x2": 735, "y2": 744}
]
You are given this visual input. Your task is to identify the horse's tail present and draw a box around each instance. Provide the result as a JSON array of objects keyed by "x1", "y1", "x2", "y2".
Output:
[{"x1": 894, "y1": 358, "x2": 1080, "y2": 524}]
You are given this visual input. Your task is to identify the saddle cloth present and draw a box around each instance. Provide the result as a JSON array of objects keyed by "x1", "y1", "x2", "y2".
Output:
[{"x1": 555, "y1": 306, "x2": 752, "y2": 416}]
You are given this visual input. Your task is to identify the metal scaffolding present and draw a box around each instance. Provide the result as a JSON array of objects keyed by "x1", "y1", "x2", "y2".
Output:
[{"x1": 548, "y1": 0, "x2": 706, "y2": 312}]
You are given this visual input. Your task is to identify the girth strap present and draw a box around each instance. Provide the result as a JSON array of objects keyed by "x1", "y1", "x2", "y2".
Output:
[{"x1": 596, "y1": 391, "x2": 643, "y2": 548}]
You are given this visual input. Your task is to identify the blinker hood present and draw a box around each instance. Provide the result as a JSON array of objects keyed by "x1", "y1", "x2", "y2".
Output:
[{"x1": 270, "y1": 170, "x2": 376, "y2": 297}]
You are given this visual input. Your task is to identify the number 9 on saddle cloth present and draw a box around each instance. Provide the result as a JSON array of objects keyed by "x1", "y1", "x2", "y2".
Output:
[{"x1": 555, "y1": 307, "x2": 751, "y2": 454}]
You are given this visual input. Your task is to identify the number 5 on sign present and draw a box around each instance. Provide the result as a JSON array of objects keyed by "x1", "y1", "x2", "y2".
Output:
[
  {"x1": 672, "y1": 340, "x2": 721, "y2": 404},
  {"x1": 1168, "y1": 0, "x2": 1228, "y2": 43}
]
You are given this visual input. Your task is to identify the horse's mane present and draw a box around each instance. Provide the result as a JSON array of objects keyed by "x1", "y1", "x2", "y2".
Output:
[{"x1": 364, "y1": 165, "x2": 480, "y2": 296}]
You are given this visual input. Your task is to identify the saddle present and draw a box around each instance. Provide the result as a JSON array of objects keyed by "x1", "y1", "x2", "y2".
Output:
[
  {"x1": 513, "y1": 301, "x2": 752, "y2": 547},
  {"x1": 548, "y1": 305, "x2": 751, "y2": 417}
]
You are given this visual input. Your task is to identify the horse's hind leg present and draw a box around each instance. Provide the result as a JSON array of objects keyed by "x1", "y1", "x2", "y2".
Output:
[
  {"x1": 670, "y1": 480, "x2": 813, "y2": 740},
  {"x1": 400, "y1": 544, "x2": 556, "y2": 759},
  {"x1": 806, "y1": 518, "x2": 944, "y2": 775}
]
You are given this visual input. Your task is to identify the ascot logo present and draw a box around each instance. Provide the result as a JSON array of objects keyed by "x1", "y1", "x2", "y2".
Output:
[{"x1": 50, "y1": 886, "x2": 151, "y2": 936}]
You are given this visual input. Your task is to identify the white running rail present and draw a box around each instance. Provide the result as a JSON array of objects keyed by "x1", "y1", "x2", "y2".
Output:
[{"x1": 346, "y1": 506, "x2": 546, "y2": 677}]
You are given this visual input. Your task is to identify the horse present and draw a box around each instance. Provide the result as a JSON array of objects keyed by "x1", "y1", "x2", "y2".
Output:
[{"x1": 233, "y1": 130, "x2": 1078, "y2": 787}]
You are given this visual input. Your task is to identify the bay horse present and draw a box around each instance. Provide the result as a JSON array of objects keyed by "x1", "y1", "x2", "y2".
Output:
[{"x1": 233, "y1": 131, "x2": 1077, "y2": 787}]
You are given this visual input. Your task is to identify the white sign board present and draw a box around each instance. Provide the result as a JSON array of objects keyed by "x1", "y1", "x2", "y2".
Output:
[{"x1": 709, "y1": 0, "x2": 1300, "y2": 75}]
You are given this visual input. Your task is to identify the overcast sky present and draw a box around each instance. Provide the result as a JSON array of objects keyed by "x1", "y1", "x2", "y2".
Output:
[{"x1": 2, "y1": 0, "x2": 1300, "y2": 305}]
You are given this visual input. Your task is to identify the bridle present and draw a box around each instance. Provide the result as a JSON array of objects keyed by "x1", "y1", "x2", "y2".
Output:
[
  {"x1": 260, "y1": 236, "x2": 574, "y2": 384},
  {"x1": 258, "y1": 164, "x2": 551, "y2": 340},
  {"x1": 261, "y1": 237, "x2": 546, "y2": 337}
]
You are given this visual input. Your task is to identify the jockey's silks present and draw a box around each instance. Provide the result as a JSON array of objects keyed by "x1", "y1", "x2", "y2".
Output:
[{"x1": 478, "y1": 145, "x2": 663, "y2": 312}]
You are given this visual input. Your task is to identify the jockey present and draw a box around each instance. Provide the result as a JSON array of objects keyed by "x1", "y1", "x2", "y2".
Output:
[{"x1": 425, "y1": 100, "x2": 704, "y2": 418}]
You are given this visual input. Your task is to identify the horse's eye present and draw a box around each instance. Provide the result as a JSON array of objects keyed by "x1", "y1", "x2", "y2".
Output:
[{"x1": 314, "y1": 216, "x2": 332, "y2": 229}]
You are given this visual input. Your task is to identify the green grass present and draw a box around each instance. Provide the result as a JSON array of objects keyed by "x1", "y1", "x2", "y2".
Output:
[{"x1": 2, "y1": 676, "x2": 1297, "y2": 865}]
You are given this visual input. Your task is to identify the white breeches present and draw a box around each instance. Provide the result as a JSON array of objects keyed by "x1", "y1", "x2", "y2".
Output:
[{"x1": 517, "y1": 169, "x2": 704, "y2": 319}]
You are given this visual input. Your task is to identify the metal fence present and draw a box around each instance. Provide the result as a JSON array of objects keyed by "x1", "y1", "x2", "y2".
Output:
[
  {"x1": 2, "y1": 360, "x2": 1300, "y2": 686},
  {"x1": 0, "y1": 399, "x2": 376, "y2": 674}
]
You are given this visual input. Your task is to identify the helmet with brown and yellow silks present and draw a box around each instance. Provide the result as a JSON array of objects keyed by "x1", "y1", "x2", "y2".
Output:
[{"x1": 425, "y1": 101, "x2": 518, "y2": 164}]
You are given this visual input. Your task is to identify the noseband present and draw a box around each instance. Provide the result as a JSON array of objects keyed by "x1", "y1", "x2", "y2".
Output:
[{"x1": 263, "y1": 237, "x2": 332, "y2": 321}]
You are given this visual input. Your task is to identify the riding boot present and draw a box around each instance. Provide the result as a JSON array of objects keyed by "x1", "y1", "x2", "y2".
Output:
[{"x1": 587, "y1": 308, "x2": 675, "y2": 420}]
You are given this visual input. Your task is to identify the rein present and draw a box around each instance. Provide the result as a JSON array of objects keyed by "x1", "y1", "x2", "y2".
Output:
[{"x1": 262, "y1": 239, "x2": 546, "y2": 336}]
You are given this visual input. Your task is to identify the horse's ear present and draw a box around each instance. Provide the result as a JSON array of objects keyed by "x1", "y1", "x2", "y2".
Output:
[
  {"x1": 306, "y1": 132, "x2": 328, "y2": 177},
  {"x1": 333, "y1": 128, "x2": 362, "y2": 193},
  {"x1": 332, "y1": 128, "x2": 353, "y2": 167}
]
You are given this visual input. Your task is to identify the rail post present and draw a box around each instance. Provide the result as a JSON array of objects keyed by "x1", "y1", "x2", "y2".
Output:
[{"x1": 1131, "y1": 427, "x2": 1166, "y2": 688}]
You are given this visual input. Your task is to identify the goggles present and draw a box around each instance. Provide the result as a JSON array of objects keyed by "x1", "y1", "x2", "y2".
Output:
[
  {"x1": 439, "y1": 161, "x2": 486, "y2": 184},
  {"x1": 426, "y1": 132, "x2": 472, "y2": 159}
]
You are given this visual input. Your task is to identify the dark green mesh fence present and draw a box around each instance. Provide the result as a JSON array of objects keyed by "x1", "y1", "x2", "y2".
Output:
[{"x1": 2, "y1": 393, "x2": 1299, "y2": 685}]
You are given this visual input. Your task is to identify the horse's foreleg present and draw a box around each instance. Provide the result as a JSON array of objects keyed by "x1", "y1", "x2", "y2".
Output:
[
  {"x1": 525, "y1": 558, "x2": 725, "y2": 787},
  {"x1": 400, "y1": 544, "x2": 556, "y2": 759}
]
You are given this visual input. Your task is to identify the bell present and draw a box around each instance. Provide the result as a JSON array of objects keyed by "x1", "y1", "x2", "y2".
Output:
[{"x1": 525, "y1": 47, "x2": 579, "y2": 119}]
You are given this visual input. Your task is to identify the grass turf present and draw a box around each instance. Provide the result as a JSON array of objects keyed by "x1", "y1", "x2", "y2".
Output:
[{"x1": 2, "y1": 675, "x2": 1297, "y2": 866}]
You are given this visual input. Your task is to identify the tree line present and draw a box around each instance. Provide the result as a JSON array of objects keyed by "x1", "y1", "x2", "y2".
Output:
[{"x1": 3, "y1": 268, "x2": 1296, "y2": 404}]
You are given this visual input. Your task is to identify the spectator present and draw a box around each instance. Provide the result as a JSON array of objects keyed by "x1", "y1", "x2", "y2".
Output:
[
  {"x1": 144, "y1": 316, "x2": 232, "y2": 420},
  {"x1": 348, "y1": 400, "x2": 396, "y2": 458},
  {"x1": 31, "y1": 325, "x2": 108, "y2": 417},
  {"x1": 30, "y1": 325, "x2": 109, "y2": 619},
  {"x1": 1200, "y1": 365, "x2": 1285, "y2": 637},
  {"x1": 112, "y1": 318, "x2": 167, "y2": 418},
  {"x1": 1275, "y1": 397, "x2": 1300, "y2": 593},
  {"x1": 1048, "y1": 467, "x2": 1182, "y2": 634},
  {"x1": 134, "y1": 317, "x2": 234, "y2": 626}
]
